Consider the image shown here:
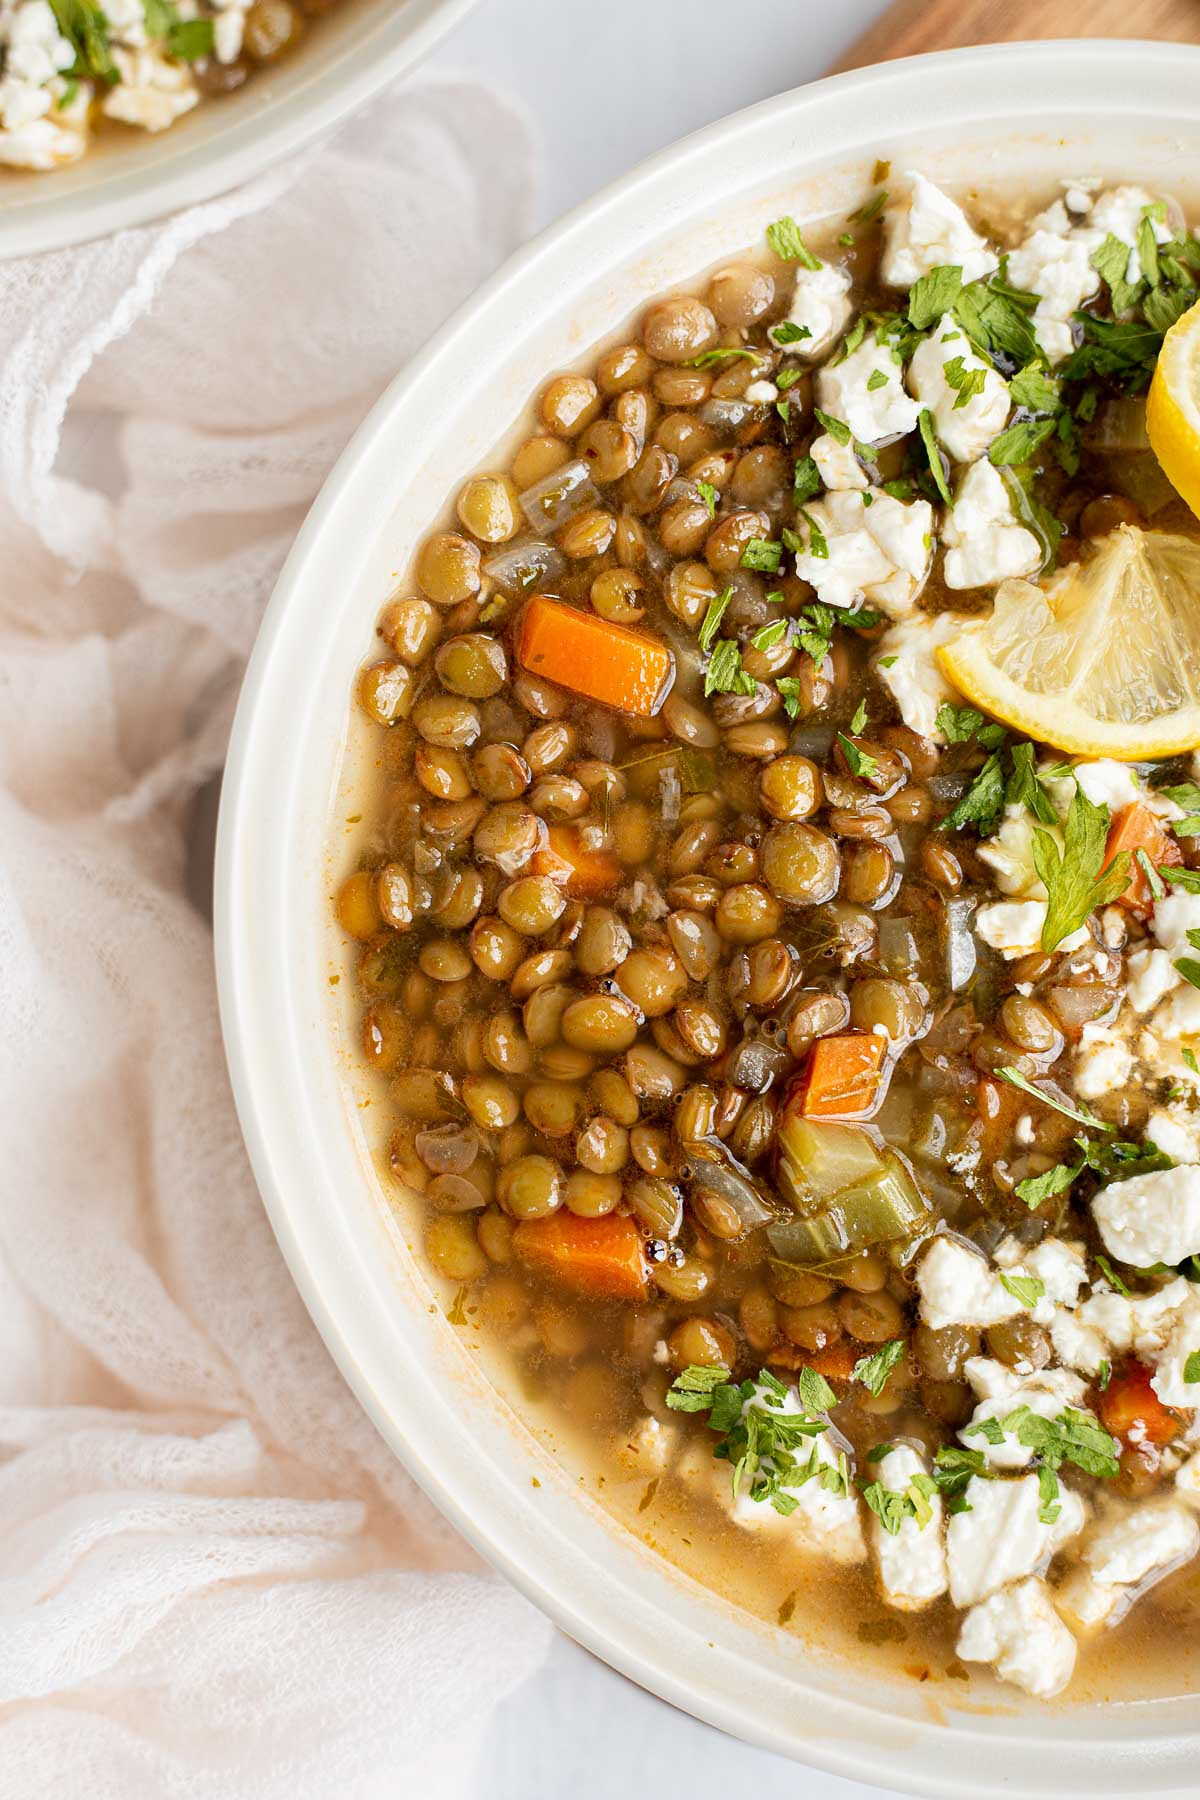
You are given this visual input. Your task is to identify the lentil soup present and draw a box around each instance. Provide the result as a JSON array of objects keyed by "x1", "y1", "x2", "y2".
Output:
[{"x1": 331, "y1": 168, "x2": 1200, "y2": 1705}]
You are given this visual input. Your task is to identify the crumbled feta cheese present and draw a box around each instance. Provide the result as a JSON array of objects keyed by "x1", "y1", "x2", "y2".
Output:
[
  {"x1": 1073, "y1": 1020, "x2": 1133, "y2": 1100},
  {"x1": 1058, "y1": 1502, "x2": 1199, "y2": 1631},
  {"x1": 993, "y1": 1235, "x2": 1088, "y2": 1325},
  {"x1": 1051, "y1": 1277, "x2": 1193, "y2": 1378},
  {"x1": 809, "y1": 432, "x2": 868, "y2": 491},
  {"x1": 1005, "y1": 220, "x2": 1100, "y2": 364},
  {"x1": 881, "y1": 172, "x2": 998, "y2": 288},
  {"x1": 917, "y1": 1237, "x2": 1021, "y2": 1332},
  {"x1": 1089, "y1": 184, "x2": 1172, "y2": 286},
  {"x1": 1146, "y1": 1104, "x2": 1200, "y2": 1166},
  {"x1": 942, "y1": 459, "x2": 1042, "y2": 590},
  {"x1": 614, "y1": 1413, "x2": 675, "y2": 1476},
  {"x1": 957, "y1": 1578, "x2": 1078, "y2": 1699},
  {"x1": 1092, "y1": 1164, "x2": 1200, "y2": 1269},
  {"x1": 777, "y1": 262, "x2": 853, "y2": 362},
  {"x1": 0, "y1": 0, "x2": 86, "y2": 166},
  {"x1": 104, "y1": 0, "x2": 149, "y2": 44},
  {"x1": 868, "y1": 1444, "x2": 948, "y2": 1610},
  {"x1": 1071, "y1": 760, "x2": 1142, "y2": 813},
  {"x1": 102, "y1": 43, "x2": 199, "y2": 133},
  {"x1": 816, "y1": 336, "x2": 921, "y2": 445},
  {"x1": 947, "y1": 1473, "x2": 1086, "y2": 1607},
  {"x1": 744, "y1": 379, "x2": 779, "y2": 405},
  {"x1": 728, "y1": 1385, "x2": 865, "y2": 1564},
  {"x1": 960, "y1": 1359, "x2": 1089, "y2": 1470},
  {"x1": 907, "y1": 314, "x2": 1010, "y2": 464},
  {"x1": 1176, "y1": 1449, "x2": 1200, "y2": 1508},
  {"x1": 872, "y1": 610, "x2": 965, "y2": 741},
  {"x1": 213, "y1": 3, "x2": 247, "y2": 64},
  {"x1": 1126, "y1": 947, "x2": 1180, "y2": 1015},
  {"x1": 1148, "y1": 1285, "x2": 1200, "y2": 1407},
  {"x1": 1152, "y1": 981, "x2": 1200, "y2": 1044},
  {"x1": 792, "y1": 488, "x2": 932, "y2": 619},
  {"x1": 977, "y1": 805, "x2": 1052, "y2": 899},
  {"x1": 974, "y1": 898, "x2": 1088, "y2": 961},
  {"x1": 1151, "y1": 893, "x2": 1200, "y2": 962}
]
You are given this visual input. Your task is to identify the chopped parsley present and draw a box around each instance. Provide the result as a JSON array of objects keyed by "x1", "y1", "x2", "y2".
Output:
[
  {"x1": 741, "y1": 537, "x2": 784, "y2": 573},
  {"x1": 1094, "y1": 1253, "x2": 1131, "y2": 1296},
  {"x1": 776, "y1": 677, "x2": 804, "y2": 719},
  {"x1": 1014, "y1": 1160, "x2": 1079, "y2": 1208},
  {"x1": 866, "y1": 368, "x2": 890, "y2": 391},
  {"x1": 1162, "y1": 867, "x2": 1200, "y2": 894},
  {"x1": 704, "y1": 639, "x2": 756, "y2": 698},
  {"x1": 953, "y1": 272, "x2": 1041, "y2": 371},
  {"x1": 917, "y1": 408, "x2": 952, "y2": 504},
  {"x1": 797, "y1": 507, "x2": 829, "y2": 559},
  {"x1": 838, "y1": 732, "x2": 879, "y2": 781},
  {"x1": 988, "y1": 414, "x2": 1060, "y2": 467},
  {"x1": 935, "y1": 702, "x2": 1005, "y2": 749},
  {"x1": 792, "y1": 454, "x2": 822, "y2": 505},
  {"x1": 996, "y1": 1066, "x2": 1112, "y2": 1132},
  {"x1": 767, "y1": 217, "x2": 822, "y2": 268},
  {"x1": 771, "y1": 320, "x2": 812, "y2": 347},
  {"x1": 665, "y1": 1365, "x2": 840, "y2": 1515},
  {"x1": 1183, "y1": 1351, "x2": 1200, "y2": 1385},
  {"x1": 697, "y1": 587, "x2": 732, "y2": 652},
  {"x1": 931, "y1": 1445, "x2": 990, "y2": 1511},
  {"x1": 751, "y1": 619, "x2": 788, "y2": 653},
  {"x1": 849, "y1": 698, "x2": 869, "y2": 735},
  {"x1": 814, "y1": 408, "x2": 852, "y2": 445},
  {"x1": 943, "y1": 355, "x2": 988, "y2": 409},
  {"x1": 861, "y1": 1474, "x2": 938, "y2": 1537},
  {"x1": 998, "y1": 1272, "x2": 1046, "y2": 1311},
  {"x1": 1030, "y1": 784, "x2": 1130, "y2": 950},
  {"x1": 798, "y1": 1365, "x2": 838, "y2": 1413},
  {"x1": 696, "y1": 479, "x2": 717, "y2": 519},
  {"x1": 685, "y1": 346, "x2": 764, "y2": 369},
  {"x1": 852, "y1": 1339, "x2": 906, "y2": 1398},
  {"x1": 908, "y1": 264, "x2": 963, "y2": 331},
  {"x1": 1135, "y1": 846, "x2": 1166, "y2": 900},
  {"x1": 943, "y1": 751, "x2": 1007, "y2": 835}
]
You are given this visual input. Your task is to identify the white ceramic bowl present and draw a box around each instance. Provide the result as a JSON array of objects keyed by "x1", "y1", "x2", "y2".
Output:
[
  {"x1": 0, "y1": 0, "x2": 476, "y2": 258},
  {"x1": 216, "y1": 42, "x2": 1200, "y2": 1798}
]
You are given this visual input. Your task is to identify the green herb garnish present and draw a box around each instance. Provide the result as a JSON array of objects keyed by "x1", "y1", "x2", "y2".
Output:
[
  {"x1": 767, "y1": 217, "x2": 822, "y2": 268},
  {"x1": 1031, "y1": 784, "x2": 1130, "y2": 950}
]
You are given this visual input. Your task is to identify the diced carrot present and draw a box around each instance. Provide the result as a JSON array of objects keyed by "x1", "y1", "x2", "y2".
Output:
[
  {"x1": 1098, "y1": 1360, "x2": 1181, "y2": 1447},
  {"x1": 800, "y1": 1034, "x2": 888, "y2": 1119},
  {"x1": 533, "y1": 824, "x2": 620, "y2": 897},
  {"x1": 976, "y1": 1076, "x2": 1025, "y2": 1164},
  {"x1": 512, "y1": 1212, "x2": 650, "y2": 1302},
  {"x1": 517, "y1": 594, "x2": 674, "y2": 717},
  {"x1": 1104, "y1": 802, "x2": 1182, "y2": 917}
]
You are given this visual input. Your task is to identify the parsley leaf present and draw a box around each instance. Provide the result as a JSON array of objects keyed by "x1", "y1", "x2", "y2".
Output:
[
  {"x1": 814, "y1": 409, "x2": 851, "y2": 446},
  {"x1": 1091, "y1": 233, "x2": 1145, "y2": 318},
  {"x1": 852, "y1": 1339, "x2": 906, "y2": 1398},
  {"x1": 1005, "y1": 741, "x2": 1058, "y2": 822},
  {"x1": 1183, "y1": 1351, "x2": 1200, "y2": 1385},
  {"x1": 741, "y1": 537, "x2": 783, "y2": 573},
  {"x1": 931, "y1": 1445, "x2": 991, "y2": 1508},
  {"x1": 1037, "y1": 1464, "x2": 1062, "y2": 1525},
  {"x1": 996, "y1": 1066, "x2": 1113, "y2": 1132},
  {"x1": 771, "y1": 320, "x2": 812, "y2": 347},
  {"x1": 697, "y1": 587, "x2": 732, "y2": 652},
  {"x1": 666, "y1": 1365, "x2": 835, "y2": 1516},
  {"x1": 792, "y1": 454, "x2": 822, "y2": 505},
  {"x1": 797, "y1": 507, "x2": 829, "y2": 559},
  {"x1": 917, "y1": 408, "x2": 951, "y2": 504},
  {"x1": 908, "y1": 264, "x2": 963, "y2": 331},
  {"x1": 1014, "y1": 1160, "x2": 1080, "y2": 1208},
  {"x1": 838, "y1": 733, "x2": 879, "y2": 780},
  {"x1": 999, "y1": 1272, "x2": 1046, "y2": 1310},
  {"x1": 704, "y1": 639, "x2": 757, "y2": 698},
  {"x1": 943, "y1": 751, "x2": 1007, "y2": 835},
  {"x1": 953, "y1": 275, "x2": 1041, "y2": 370},
  {"x1": 798, "y1": 1366, "x2": 838, "y2": 1413},
  {"x1": 686, "y1": 346, "x2": 764, "y2": 369},
  {"x1": 943, "y1": 355, "x2": 988, "y2": 409},
  {"x1": 776, "y1": 677, "x2": 804, "y2": 719},
  {"x1": 1003, "y1": 1405, "x2": 1120, "y2": 1480},
  {"x1": 48, "y1": 0, "x2": 116, "y2": 79},
  {"x1": 1162, "y1": 866, "x2": 1200, "y2": 894},
  {"x1": 767, "y1": 217, "x2": 822, "y2": 268},
  {"x1": 1009, "y1": 365, "x2": 1062, "y2": 414},
  {"x1": 850, "y1": 698, "x2": 869, "y2": 735},
  {"x1": 664, "y1": 1364, "x2": 731, "y2": 1410},
  {"x1": 1094, "y1": 1253, "x2": 1131, "y2": 1296},
  {"x1": 165, "y1": 15, "x2": 213, "y2": 58},
  {"x1": 1030, "y1": 784, "x2": 1130, "y2": 950},
  {"x1": 696, "y1": 479, "x2": 717, "y2": 519},
  {"x1": 989, "y1": 414, "x2": 1059, "y2": 467},
  {"x1": 751, "y1": 619, "x2": 788, "y2": 653}
]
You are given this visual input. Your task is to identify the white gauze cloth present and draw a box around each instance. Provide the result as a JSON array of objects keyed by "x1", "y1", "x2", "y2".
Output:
[{"x1": 0, "y1": 77, "x2": 554, "y2": 1799}]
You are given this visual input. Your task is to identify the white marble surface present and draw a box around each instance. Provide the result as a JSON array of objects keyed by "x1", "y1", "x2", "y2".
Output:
[{"x1": 428, "y1": 3, "x2": 900, "y2": 1795}]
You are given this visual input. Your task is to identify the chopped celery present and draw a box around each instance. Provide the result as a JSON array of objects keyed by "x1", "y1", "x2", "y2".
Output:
[
  {"x1": 776, "y1": 1115, "x2": 883, "y2": 1211},
  {"x1": 767, "y1": 1153, "x2": 932, "y2": 1265}
]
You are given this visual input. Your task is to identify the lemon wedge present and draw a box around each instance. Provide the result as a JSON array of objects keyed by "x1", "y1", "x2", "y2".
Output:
[
  {"x1": 935, "y1": 526, "x2": 1200, "y2": 759},
  {"x1": 1147, "y1": 297, "x2": 1200, "y2": 520}
]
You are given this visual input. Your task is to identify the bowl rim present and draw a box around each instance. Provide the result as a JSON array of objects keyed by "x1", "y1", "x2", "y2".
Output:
[
  {"x1": 0, "y1": 0, "x2": 477, "y2": 259},
  {"x1": 215, "y1": 40, "x2": 1200, "y2": 1796}
]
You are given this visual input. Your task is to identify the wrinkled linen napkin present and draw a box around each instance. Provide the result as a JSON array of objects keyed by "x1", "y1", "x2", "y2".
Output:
[{"x1": 0, "y1": 78, "x2": 554, "y2": 1799}]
